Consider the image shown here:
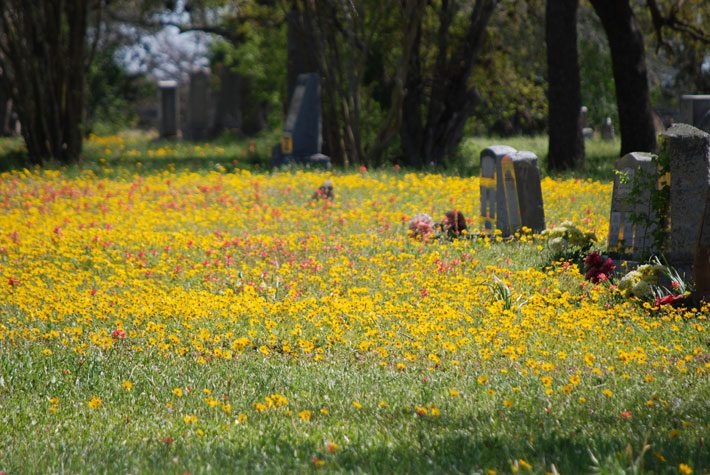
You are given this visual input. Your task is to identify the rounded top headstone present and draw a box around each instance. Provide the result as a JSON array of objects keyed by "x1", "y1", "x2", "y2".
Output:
[
  {"x1": 664, "y1": 123, "x2": 709, "y2": 139},
  {"x1": 481, "y1": 145, "x2": 517, "y2": 158}
]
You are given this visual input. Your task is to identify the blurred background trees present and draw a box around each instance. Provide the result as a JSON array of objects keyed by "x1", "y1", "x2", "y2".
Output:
[{"x1": 0, "y1": 0, "x2": 707, "y2": 167}]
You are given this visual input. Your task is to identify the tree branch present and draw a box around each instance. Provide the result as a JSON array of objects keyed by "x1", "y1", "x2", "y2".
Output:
[{"x1": 645, "y1": 0, "x2": 709, "y2": 50}]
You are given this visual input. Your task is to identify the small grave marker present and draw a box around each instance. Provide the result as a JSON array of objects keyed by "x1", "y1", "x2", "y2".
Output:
[
  {"x1": 159, "y1": 80, "x2": 179, "y2": 139},
  {"x1": 601, "y1": 117, "x2": 615, "y2": 141},
  {"x1": 186, "y1": 71, "x2": 211, "y2": 141}
]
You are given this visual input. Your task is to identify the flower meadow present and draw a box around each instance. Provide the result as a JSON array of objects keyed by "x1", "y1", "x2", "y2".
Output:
[{"x1": 0, "y1": 154, "x2": 708, "y2": 473}]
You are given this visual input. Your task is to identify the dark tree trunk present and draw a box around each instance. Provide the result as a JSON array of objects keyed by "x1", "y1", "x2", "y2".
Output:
[
  {"x1": 293, "y1": 2, "x2": 348, "y2": 165},
  {"x1": 398, "y1": 0, "x2": 497, "y2": 168},
  {"x1": 286, "y1": 6, "x2": 320, "y2": 111},
  {"x1": 590, "y1": 0, "x2": 657, "y2": 155},
  {"x1": 399, "y1": 24, "x2": 423, "y2": 167},
  {"x1": 0, "y1": 0, "x2": 93, "y2": 165},
  {"x1": 545, "y1": 0, "x2": 585, "y2": 171}
]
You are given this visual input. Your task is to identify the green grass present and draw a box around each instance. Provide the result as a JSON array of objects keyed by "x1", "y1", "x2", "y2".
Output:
[
  {"x1": 0, "y1": 130, "x2": 622, "y2": 180},
  {"x1": 0, "y1": 131, "x2": 706, "y2": 475},
  {"x1": 457, "y1": 136, "x2": 621, "y2": 180},
  {"x1": 3, "y1": 348, "x2": 707, "y2": 474}
]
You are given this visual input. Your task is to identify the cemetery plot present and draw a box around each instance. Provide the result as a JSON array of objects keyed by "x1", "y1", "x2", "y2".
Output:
[
  {"x1": 607, "y1": 152, "x2": 658, "y2": 259},
  {"x1": 0, "y1": 159, "x2": 707, "y2": 474},
  {"x1": 158, "y1": 81, "x2": 179, "y2": 139},
  {"x1": 479, "y1": 145, "x2": 545, "y2": 236}
]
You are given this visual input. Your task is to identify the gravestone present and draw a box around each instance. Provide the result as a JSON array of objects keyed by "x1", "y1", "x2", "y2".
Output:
[
  {"x1": 186, "y1": 71, "x2": 211, "y2": 141},
  {"x1": 607, "y1": 152, "x2": 658, "y2": 259},
  {"x1": 511, "y1": 151, "x2": 546, "y2": 233},
  {"x1": 272, "y1": 72, "x2": 330, "y2": 168},
  {"x1": 696, "y1": 195, "x2": 710, "y2": 301},
  {"x1": 680, "y1": 95, "x2": 710, "y2": 133},
  {"x1": 213, "y1": 67, "x2": 242, "y2": 134},
  {"x1": 663, "y1": 124, "x2": 710, "y2": 277},
  {"x1": 601, "y1": 117, "x2": 615, "y2": 141},
  {"x1": 580, "y1": 106, "x2": 593, "y2": 139},
  {"x1": 158, "y1": 80, "x2": 179, "y2": 139},
  {"x1": 479, "y1": 146, "x2": 545, "y2": 236}
]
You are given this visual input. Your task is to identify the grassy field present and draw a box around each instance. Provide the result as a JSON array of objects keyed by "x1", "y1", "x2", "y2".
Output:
[{"x1": 0, "y1": 134, "x2": 707, "y2": 474}]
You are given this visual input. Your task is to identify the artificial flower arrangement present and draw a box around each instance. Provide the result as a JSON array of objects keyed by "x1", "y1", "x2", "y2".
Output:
[
  {"x1": 541, "y1": 221, "x2": 597, "y2": 258},
  {"x1": 616, "y1": 257, "x2": 690, "y2": 306},
  {"x1": 407, "y1": 210, "x2": 468, "y2": 241}
]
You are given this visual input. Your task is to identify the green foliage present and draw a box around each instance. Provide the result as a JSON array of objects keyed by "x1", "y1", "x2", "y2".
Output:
[
  {"x1": 468, "y1": 0, "x2": 548, "y2": 136},
  {"x1": 209, "y1": 3, "x2": 288, "y2": 130},
  {"x1": 652, "y1": 139, "x2": 671, "y2": 252},
  {"x1": 578, "y1": 4, "x2": 619, "y2": 131},
  {"x1": 86, "y1": 48, "x2": 151, "y2": 135}
]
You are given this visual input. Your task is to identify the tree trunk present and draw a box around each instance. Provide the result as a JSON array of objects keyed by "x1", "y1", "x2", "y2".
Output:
[
  {"x1": 0, "y1": 0, "x2": 93, "y2": 165},
  {"x1": 405, "y1": 0, "x2": 497, "y2": 168},
  {"x1": 296, "y1": 1, "x2": 348, "y2": 165},
  {"x1": 545, "y1": 0, "x2": 585, "y2": 171},
  {"x1": 399, "y1": 23, "x2": 423, "y2": 167},
  {"x1": 590, "y1": 0, "x2": 657, "y2": 155},
  {"x1": 286, "y1": 6, "x2": 319, "y2": 111}
]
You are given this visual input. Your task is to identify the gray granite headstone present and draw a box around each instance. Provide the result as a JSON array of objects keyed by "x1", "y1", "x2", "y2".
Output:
[
  {"x1": 213, "y1": 67, "x2": 242, "y2": 134},
  {"x1": 512, "y1": 151, "x2": 545, "y2": 233},
  {"x1": 580, "y1": 106, "x2": 593, "y2": 139},
  {"x1": 480, "y1": 145, "x2": 544, "y2": 236},
  {"x1": 601, "y1": 117, "x2": 615, "y2": 141},
  {"x1": 284, "y1": 72, "x2": 321, "y2": 157},
  {"x1": 680, "y1": 95, "x2": 710, "y2": 133},
  {"x1": 480, "y1": 145, "x2": 516, "y2": 235},
  {"x1": 663, "y1": 124, "x2": 710, "y2": 274},
  {"x1": 186, "y1": 71, "x2": 211, "y2": 141},
  {"x1": 159, "y1": 80, "x2": 179, "y2": 139},
  {"x1": 696, "y1": 194, "x2": 710, "y2": 300},
  {"x1": 607, "y1": 152, "x2": 658, "y2": 259},
  {"x1": 272, "y1": 72, "x2": 329, "y2": 167}
]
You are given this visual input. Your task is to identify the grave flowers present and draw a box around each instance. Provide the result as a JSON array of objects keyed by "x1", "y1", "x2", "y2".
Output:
[
  {"x1": 583, "y1": 251, "x2": 616, "y2": 283},
  {"x1": 439, "y1": 210, "x2": 468, "y2": 239},
  {"x1": 408, "y1": 214, "x2": 435, "y2": 240},
  {"x1": 541, "y1": 221, "x2": 596, "y2": 258},
  {"x1": 616, "y1": 257, "x2": 690, "y2": 306}
]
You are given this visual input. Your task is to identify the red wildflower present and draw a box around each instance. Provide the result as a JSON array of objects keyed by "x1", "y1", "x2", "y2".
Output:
[
  {"x1": 583, "y1": 252, "x2": 616, "y2": 283},
  {"x1": 112, "y1": 329, "x2": 126, "y2": 339},
  {"x1": 655, "y1": 294, "x2": 684, "y2": 307}
]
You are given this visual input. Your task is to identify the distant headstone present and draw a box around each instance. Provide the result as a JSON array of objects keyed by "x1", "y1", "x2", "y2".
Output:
[
  {"x1": 663, "y1": 123, "x2": 710, "y2": 274},
  {"x1": 311, "y1": 180, "x2": 334, "y2": 200},
  {"x1": 186, "y1": 71, "x2": 211, "y2": 141},
  {"x1": 213, "y1": 67, "x2": 242, "y2": 134},
  {"x1": 601, "y1": 117, "x2": 615, "y2": 141},
  {"x1": 607, "y1": 152, "x2": 658, "y2": 259},
  {"x1": 159, "y1": 80, "x2": 179, "y2": 139},
  {"x1": 272, "y1": 72, "x2": 330, "y2": 168},
  {"x1": 580, "y1": 106, "x2": 593, "y2": 139},
  {"x1": 680, "y1": 95, "x2": 710, "y2": 133},
  {"x1": 479, "y1": 145, "x2": 545, "y2": 236}
]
